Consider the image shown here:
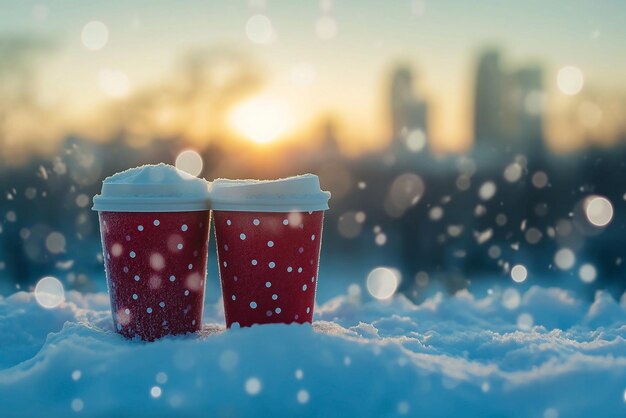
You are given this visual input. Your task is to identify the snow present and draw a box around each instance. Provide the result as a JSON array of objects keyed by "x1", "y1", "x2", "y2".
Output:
[
  {"x1": 92, "y1": 164, "x2": 210, "y2": 212},
  {"x1": 2, "y1": 285, "x2": 626, "y2": 417},
  {"x1": 210, "y1": 174, "x2": 330, "y2": 212},
  {"x1": 102, "y1": 163, "x2": 200, "y2": 186}
]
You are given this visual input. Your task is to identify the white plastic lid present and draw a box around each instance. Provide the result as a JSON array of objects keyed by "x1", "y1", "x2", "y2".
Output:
[
  {"x1": 209, "y1": 174, "x2": 331, "y2": 212},
  {"x1": 92, "y1": 164, "x2": 211, "y2": 212}
]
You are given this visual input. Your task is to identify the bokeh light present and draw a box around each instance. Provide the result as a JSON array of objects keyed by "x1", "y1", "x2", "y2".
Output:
[
  {"x1": 543, "y1": 408, "x2": 559, "y2": 418},
  {"x1": 429, "y1": 206, "x2": 443, "y2": 221},
  {"x1": 245, "y1": 377, "x2": 262, "y2": 395},
  {"x1": 245, "y1": 14, "x2": 275, "y2": 44},
  {"x1": 150, "y1": 386, "x2": 162, "y2": 398},
  {"x1": 502, "y1": 288, "x2": 521, "y2": 310},
  {"x1": 25, "y1": 187, "x2": 37, "y2": 200},
  {"x1": 517, "y1": 313, "x2": 534, "y2": 330},
  {"x1": 175, "y1": 150, "x2": 204, "y2": 177},
  {"x1": 71, "y1": 399, "x2": 84, "y2": 412},
  {"x1": 405, "y1": 130, "x2": 426, "y2": 153},
  {"x1": 150, "y1": 253, "x2": 165, "y2": 271},
  {"x1": 531, "y1": 171, "x2": 549, "y2": 189},
  {"x1": 488, "y1": 245, "x2": 501, "y2": 259},
  {"x1": 5, "y1": 211, "x2": 16, "y2": 222},
  {"x1": 525, "y1": 228, "x2": 543, "y2": 245},
  {"x1": 511, "y1": 265, "x2": 528, "y2": 283},
  {"x1": 81, "y1": 21, "x2": 109, "y2": 51},
  {"x1": 503, "y1": 163, "x2": 522, "y2": 183},
  {"x1": 478, "y1": 181, "x2": 497, "y2": 201},
  {"x1": 386, "y1": 173, "x2": 424, "y2": 217},
  {"x1": 397, "y1": 401, "x2": 410, "y2": 415},
  {"x1": 45, "y1": 231, "x2": 66, "y2": 254},
  {"x1": 110, "y1": 243, "x2": 123, "y2": 257},
  {"x1": 554, "y1": 248, "x2": 576, "y2": 270},
  {"x1": 185, "y1": 271, "x2": 203, "y2": 292},
  {"x1": 347, "y1": 284, "x2": 361, "y2": 301},
  {"x1": 557, "y1": 66, "x2": 584, "y2": 95},
  {"x1": 338, "y1": 211, "x2": 362, "y2": 239},
  {"x1": 287, "y1": 212, "x2": 304, "y2": 227},
  {"x1": 579, "y1": 264, "x2": 597, "y2": 283},
  {"x1": 34, "y1": 276, "x2": 65, "y2": 308},
  {"x1": 297, "y1": 389, "x2": 310, "y2": 404},
  {"x1": 456, "y1": 175, "x2": 471, "y2": 191},
  {"x1": 366, "y1": 267, "x2": 400, "y2": 300},
  {"x1": 447, "y1": 225, "x2": 463, "y2": 237},
  {"x1": 75, "y1": 194, "x2": 90, "y2": 208},
  {"x1": 584, "y1": 195, "x2": 613, "y2": 227}
]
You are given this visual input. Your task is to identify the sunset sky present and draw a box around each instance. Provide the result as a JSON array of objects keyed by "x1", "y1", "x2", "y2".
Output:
[{"x1": 1, "y1": 0, "x2": 626, "y2": 157}]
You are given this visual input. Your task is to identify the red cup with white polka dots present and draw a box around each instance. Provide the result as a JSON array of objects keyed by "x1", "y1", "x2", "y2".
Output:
[
  {"x1": 92, "y1": 164, "x2": 211, "y2": 341},
  {"x1": 210, "y1": 175, "x2": 331, "y2": 328}
]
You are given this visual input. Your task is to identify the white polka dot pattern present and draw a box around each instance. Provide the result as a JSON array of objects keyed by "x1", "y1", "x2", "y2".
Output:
[
  {"x1": 98, "y1": 211, "x2": 211, "y2": 340},
  {"x1": 214, "y1": 210, "x2": 324, "y2": 328}
]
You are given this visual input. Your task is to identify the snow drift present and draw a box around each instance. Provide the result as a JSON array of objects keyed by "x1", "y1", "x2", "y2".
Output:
[{"x1": 1, "y1": 285, "x2": 626, "y2": 417}]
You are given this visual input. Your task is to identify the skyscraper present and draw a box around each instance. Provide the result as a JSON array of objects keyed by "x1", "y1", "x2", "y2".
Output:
[
  {"x1": 474, "y1": 50, "x2": 545, "y2": 155},
  {"x1": 389, "y1": 66, "x2": 428, "y2": 145},
  {"x1": 511, "y1": 66, "x2": 544, "y2": 155},
  {"x1": 473, "y1": 50, "x2": 506, "y2": 147}
]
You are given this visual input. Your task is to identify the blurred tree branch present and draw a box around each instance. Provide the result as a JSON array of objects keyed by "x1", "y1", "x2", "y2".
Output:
[
  {"x1": 0, "y1": 35, "x2": 55, "y2": 161},
  {"x1": 107, "y1": 46, "x2": 263, "y2": 146}
]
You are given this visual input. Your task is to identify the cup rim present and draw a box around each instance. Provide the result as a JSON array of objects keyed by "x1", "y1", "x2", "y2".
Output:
[
  {"x1": 210, "y1": 198, "x2": 329, "y2": 212},
  {"x1": 92, "y1": 196, "x2": 211, "y2": 212}
]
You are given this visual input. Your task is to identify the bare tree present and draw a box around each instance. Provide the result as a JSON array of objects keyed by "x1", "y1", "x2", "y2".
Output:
[
  {"x1": 0, "y1": 35, "x2": 54, "y2": 163},
  {"x1": 108, "y1": 46, "x2": 263, "y2": 145}
]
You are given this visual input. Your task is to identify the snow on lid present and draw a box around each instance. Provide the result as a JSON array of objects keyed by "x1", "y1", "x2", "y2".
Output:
[
  {"x1": 209, "y1": 174, "x2": 331, "y2": 212},
  {"x1": 92, "y1": 164, "x2": 210, "y2": 212}
]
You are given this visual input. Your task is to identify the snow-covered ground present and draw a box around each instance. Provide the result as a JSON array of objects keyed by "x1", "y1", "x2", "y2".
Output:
[{"x1": 1, "y1": 284, "x2": 626, "y2": 417}]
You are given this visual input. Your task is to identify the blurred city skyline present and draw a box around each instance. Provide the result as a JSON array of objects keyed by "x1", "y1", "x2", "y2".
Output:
[
  {"x1": 1, "y1": 0, "x2": 626, "y2": 164},
  {"x1": 4, "y1": 1, "x2": 626, "y2": 299}
]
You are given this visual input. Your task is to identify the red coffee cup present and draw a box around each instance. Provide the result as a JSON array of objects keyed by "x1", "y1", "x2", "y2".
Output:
[
  {"x1": 93, "y1": 164, "x2": 211, "y2": 340},
  {"x1": 210, "y1": 175, "x2": 330, "y2": 328}
]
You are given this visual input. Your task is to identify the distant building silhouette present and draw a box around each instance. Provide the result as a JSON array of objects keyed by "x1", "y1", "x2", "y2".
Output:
[
  {"x1": 321, "y1": 118, "x2": 341, "y2": 155},
  {"x1": 473, "y1": 50, "x2": 506, "y2": 148},
  {"x1": 511, "y1": 66, "x2": 545, "y2": 155},
  {"x1": 389, "y1": 66, "x2": 428, "y2": 146},
  {"x1": 474, "y1": 50, "x2": 546, "y2": 155}
]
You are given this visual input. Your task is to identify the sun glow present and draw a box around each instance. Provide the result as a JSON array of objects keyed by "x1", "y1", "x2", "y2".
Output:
[{"x1": 229, "y1": 97, "x2": 292, "y2": 144}]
